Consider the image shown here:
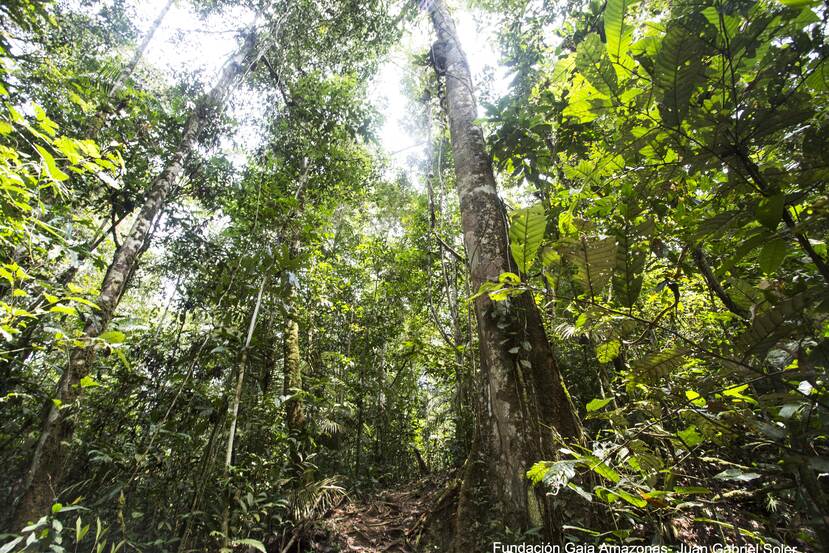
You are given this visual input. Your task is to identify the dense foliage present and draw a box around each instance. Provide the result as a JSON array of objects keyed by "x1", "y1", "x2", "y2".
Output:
[{"x1": 1, "y1": 0, "x2": 826, "y2": 551}]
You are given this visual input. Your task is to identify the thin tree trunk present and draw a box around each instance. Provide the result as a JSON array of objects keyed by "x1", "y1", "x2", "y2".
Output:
[
  {"x1": 110, "y1": 0, "x2": 175, "y2": 96},
  {"x1": 427, "y1": 0, "x2": 580, "y2": 546},
  {"x1": 12, "y1": 32, "x2": 260, "y2": 527},
  {"x1": 221, "y1": 274, "x2": 266, "y2": 546},
  {"x1": 691, "y1": 245, "x2": 749, "y2": 319}
]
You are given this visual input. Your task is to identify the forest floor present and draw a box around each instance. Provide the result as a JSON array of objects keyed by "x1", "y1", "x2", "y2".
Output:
[{"x1": 294, "y1": 475, "x2": 451, "y2": 553}]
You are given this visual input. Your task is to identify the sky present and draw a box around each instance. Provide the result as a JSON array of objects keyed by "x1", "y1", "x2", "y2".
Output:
[{"x1": 128, "y1": 0, "x2": 512, "y2": 175}]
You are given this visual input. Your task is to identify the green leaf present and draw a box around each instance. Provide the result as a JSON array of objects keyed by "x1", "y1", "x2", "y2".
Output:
[
  {"x1": 614, "y1": 488, "x2": 647, "y2": 508},
  {"x1": 582, "y1": 454, "x2": 620, "y2": 483},
  {"x1": 99, "y1": 330, "x2": 125, "y2": 344},
  {"x1": 508, "y1": 203, "x2": 546, "y2": 273},
  {"x1": 79, "y1": 376, "x2": 100, "y2": 388},
  {"x1": 604, "y1": 0, "x2": 636, "y2": 72},
  {"x1": 541, "y1": 246, "x2": 560, "y2": 267},
  {"x1": 722, "y1": 384, "x2": 757, "y2": 404},
  {"x1": 735, "y1": 292, "x2": 811, "y2": 358},
  {"x1": 233, "y1": 539, "x2": 267, "y2": 553},
  {"x1": 759, "y1": 238, "x2": 786, "y2": 273},
  {"x1": 527, "y1": 461, "x2": 550, "y2": 485},
  {"x1": 567, "y1": 237, "x2": 617, "y2": 295},
  {"x1": 674, "y1": 486, "x2": 711, "y2": 495},
  {"x1": 701, "y1": 6, "x2": 740, "y2": 39},
  {"x1": 596, "y1": 339, "x2": 621, "y2": 363},
  {"x1": 653, "y1": 25, "x2": 706, "y2": 127},
  {"x1": 755, "y1": 194, "x2": 785, "y2": 229},
  {"x1": 776, "y1": 0, "x2": 820, "y2": 6},
  {"x1": 612, "y1": 232, "x2": 646, "y2": 308},
  {"x1": 630, "y1": 347, "x2": 687, "y2": 382},
  {"x1": 36, "y1": 145, "x2": 70, "y2": 182},
  {"x1": 558, "y1": 211, "x2": 578, "y2": 236},
  {"x1": 685, "y1": 390, "x2": 706, "y2": 407},
  {"x1": 575, "y1": 33, "x2": 617, "y2": 96},
  {"x1": 52, "y1": 503, "x2": 63, "y2": 514},
  {"x1": 677, "y1": 425, "x2": 703, "y2": 447},
  {"x1": 586, "y1": 397, "x2": 613, "y2": 412},
  {"x1": 53, "y1": 136, "x2": 82, "y2": 165}
]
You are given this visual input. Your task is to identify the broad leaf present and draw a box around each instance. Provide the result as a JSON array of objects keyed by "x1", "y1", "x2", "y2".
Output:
[
  {"x1": 653, "y1": 25, "x2": 706, "y2": 127},
  {"x1": 631, "y1": 347, "x2": 687, "y2": 382},
  {"x1": 567, "y1": 237, "x2": 617, "y2": 295},
  {"x1": 604, "y1": 0, "x2": 636, "y2": 74},
  {"x1": 509, "y1": 203, "x2": 546, "y2": 273},
  {"x1": 759, "y1": 238, "x2": 786, "y2": 273},
  {"x1": 575, "y1": 33, "x2": 617, "y2": 96},
  {"x1": 586, "y1": 397, "x2": 614, "y2": 412}
]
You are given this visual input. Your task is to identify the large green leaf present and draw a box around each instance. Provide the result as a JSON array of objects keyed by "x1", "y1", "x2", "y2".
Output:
[
  {"x1": 575, "y1": 33, "x2": 618, "y2": 97},
  {"x1": 653, "y1": 25, "x2": 706, "y2": 127},
  {"x1": 734, "y1": 292, "x2": 813, "y2": 359},
  {"x1": 567, "y1": 237, "x2": 617, "y2": 295},
  {"x1": 755, "y1": 194, "x2": 785, "y2": 229},
  {"x1": 596, "y1": 339, "x2": 621, "y2": 363},
  {"x1": 612, "y1": 231, "x2": 646, "y2": 307},
  {"x1": 509, "y1": 203, "x2": 546, "y2": 273},
  {"x1": 631, "y1": 347, "x2": 688, "y2": 382},
  {"x1": 776, "y1": 0, "x2": 820, "y2": 6},
  {"x1": 758, "y1": 238, "x2": 787, "y2": 274},
  {"x1": 586, "y1": 397, "x2": 614, "y2": 412},
  {"x1": 36, "y1": 144, "x2": 69, "y2": 182},
  {"x1": 604, "y1": 0, "x2": 636, "y2": 73}
]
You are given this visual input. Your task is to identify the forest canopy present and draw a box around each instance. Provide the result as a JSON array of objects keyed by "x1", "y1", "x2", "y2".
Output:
[{"x1": 0, "y1": 0, "x2": 827, "y2": 551}]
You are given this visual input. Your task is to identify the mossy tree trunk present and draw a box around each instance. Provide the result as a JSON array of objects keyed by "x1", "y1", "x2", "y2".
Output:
[{"x1": 427, "y1": 0, "x2": 581, "y2": 546}]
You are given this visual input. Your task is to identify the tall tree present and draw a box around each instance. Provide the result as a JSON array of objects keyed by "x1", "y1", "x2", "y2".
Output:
[
  {"x1": 12, "y1": 30, "x2": 263, "y2": 527},
  {"x1": 426, "y1": 0, "x2": 580, "y2": 546}
]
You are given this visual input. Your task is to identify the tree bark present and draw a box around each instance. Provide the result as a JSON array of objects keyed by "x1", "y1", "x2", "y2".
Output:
[
  {"x1": 427, "y1": 0, "x2": 580, "y2": 545},
  {"x1": 283, "y1": 267, "x2": 305, "y2": 439},
  {"x1": 283, "y1": 239, "x2": 306, "y2": 458},
  {"x1": 12, "y1": 32, "x2": 260, "y2": 528}
]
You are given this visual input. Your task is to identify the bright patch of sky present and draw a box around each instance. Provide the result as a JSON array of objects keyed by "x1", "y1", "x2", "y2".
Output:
[
  {"x1": 373, "y1": 4, "x2": 512, "y2": 172},
  {"x1": 127, "y1": 0, "x2": 512, "y2": 174}
]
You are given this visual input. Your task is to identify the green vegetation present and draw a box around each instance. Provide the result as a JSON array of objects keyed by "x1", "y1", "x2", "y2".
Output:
[{"x1": 1, "y1": 0, "x2": 827, "y2": 551}]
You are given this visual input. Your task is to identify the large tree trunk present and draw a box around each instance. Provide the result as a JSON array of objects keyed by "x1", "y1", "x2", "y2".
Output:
[
  {"x1": 427, "y1": 0, "x2": 580, "y2": 546},
  {"x1": 12, "y1": 33, "x2": 260, "y2": 528}
]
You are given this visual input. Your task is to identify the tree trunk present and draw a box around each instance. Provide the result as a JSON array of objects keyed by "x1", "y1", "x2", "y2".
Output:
[
  {"x1": 110, "y1": 0, "x2": 175, "y2": 96},
  {"x1": 12, "y1": 32, "x2": 260, "y2": 528},
  {"x1": 222, "y1": 273, "x2": 266, "y2": 546},
  {"x1": 283, "y1": 286, "x2": 305, "y2": 440},
  {"x1": 427, "y1": 0, "x2": 580, "y2": 545},
  {"x1": 283, "y1": 240, "x2": 306, "y2": 461}
]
